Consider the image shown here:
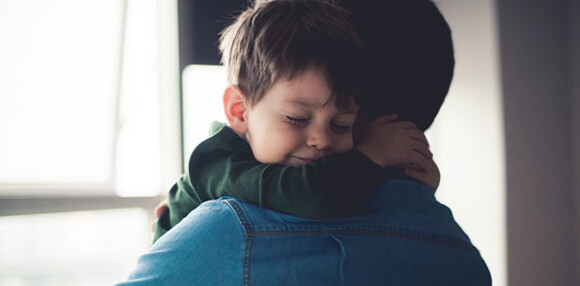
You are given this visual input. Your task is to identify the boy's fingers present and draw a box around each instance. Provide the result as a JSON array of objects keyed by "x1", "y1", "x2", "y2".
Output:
[
  {"x1": 413, "y1": 146, "x2": 433, "y2": 160},
  {"x1": 404, "y1": 168, "x2": 424, "y2": 180},
  {"x1": 405, "y1": 162, "x2": 440, "y2": 190},
  {"x1": 154, "y1": 200, "x2": 168, "y2": 218},
  {"x1": 404, "y1": 129, "x2": 429, "y2": 146},
  {"x1": 406, "y1": 150, "x2": 432, "y2": 171},
  {"x1": 399, "y1": 130, "x2": 431, "y2": 157},
  {"x1": 152, "y1": 200, "x2": 168, "y2": 233},
  {"x1": 404, "y1": 139, "x2": 432, "y2": 160},
  {"x1": 405, "y1": 163, "x2": 423, "y2": 171},
  {"x1": 404, "y1": 169, "x2": 434, "y2": 189},
  {"x1": 389, "y1": 121, "x2": 417, "y2": 130},
  {"x1": 415, "y1": 132, "x2": 430, "y2": 147}
]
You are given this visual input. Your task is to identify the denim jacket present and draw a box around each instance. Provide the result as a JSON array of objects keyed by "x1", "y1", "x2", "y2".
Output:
[{"x1": 118, "y1": 178, "x2": 491, "y2": 285}]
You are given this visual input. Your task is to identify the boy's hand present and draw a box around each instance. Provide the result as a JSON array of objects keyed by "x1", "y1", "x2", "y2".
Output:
[
  {"x1": 354, "y1": 114, "x2": 440, "y2": 190},
  {"x1": 404, "y1": 155, "x2": 440, "y2": 191},
  {"x1": 150, "y1": 199, "x2": 168, "y2": 232}
]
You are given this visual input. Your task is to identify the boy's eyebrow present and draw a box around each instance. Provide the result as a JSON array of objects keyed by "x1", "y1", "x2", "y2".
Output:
[
  {"x1": 286, "y1": 99, "x2": 316, "y2": 108},
  {"x1": 286, "y1": 99, "x2": 358, "y2": 114}
]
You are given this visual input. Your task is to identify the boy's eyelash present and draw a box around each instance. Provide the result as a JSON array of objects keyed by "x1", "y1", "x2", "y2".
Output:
[
  {"x1": 284, "y1": 116, "x2": 352, "y2": 132},
  {"x1": 285, "y1": 116, "x2": 309, "y2": 126},
  {"x1": 331, "y1": 123, "x2": 352, "y2": 133}
]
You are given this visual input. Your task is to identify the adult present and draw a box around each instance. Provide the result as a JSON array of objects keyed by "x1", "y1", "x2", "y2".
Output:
[{"x1": 117, "y1": 0, "x2": 491, "y2": 285}]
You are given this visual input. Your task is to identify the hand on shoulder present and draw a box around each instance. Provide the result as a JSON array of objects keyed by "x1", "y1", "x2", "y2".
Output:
[{"x1": 354, "y1": 114, "x2": 440, "y2": 190}]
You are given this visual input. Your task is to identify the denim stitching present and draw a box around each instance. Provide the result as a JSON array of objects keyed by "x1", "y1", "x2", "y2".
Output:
[
  {"x1": 225, "y1": 199, "x2": 478, "y2": 257},
  {"x1": 225, "y1": 199, "x2": 253, "y2": 233},
  {"x1": 242, "y1": 235, "x2": 255, "y2": 286},
  {"x1": 225, "y1": 199, "x2": 253, "y2": 286},
  {"x1": 329, "y1": 235, "x2": 346, "y2": 285},
  {"x1": 248, "y1": 229, "x2": 477, "y2": 252}
]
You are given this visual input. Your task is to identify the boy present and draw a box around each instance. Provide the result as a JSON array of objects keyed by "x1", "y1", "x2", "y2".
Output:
[{"x1": 153, "y1": 0, "x2": 437, "y2": 242}]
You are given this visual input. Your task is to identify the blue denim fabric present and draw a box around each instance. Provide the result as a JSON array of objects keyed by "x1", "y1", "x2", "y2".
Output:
[{"x1": 117, "y1": 179, "x2": 491, "y2": 285}]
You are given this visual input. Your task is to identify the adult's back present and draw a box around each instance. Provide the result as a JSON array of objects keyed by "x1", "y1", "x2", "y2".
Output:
[{"x1": 118, "y1": 178, "x2": 491, "y2": 285}]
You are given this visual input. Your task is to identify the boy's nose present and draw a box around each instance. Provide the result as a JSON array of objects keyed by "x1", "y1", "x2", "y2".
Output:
[{"x1": 306, "y1": 127, "x2": 332, "y2": 151}]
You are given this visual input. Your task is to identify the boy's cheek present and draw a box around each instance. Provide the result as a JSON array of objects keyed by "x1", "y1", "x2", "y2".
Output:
[{"x1": 336, "y1": 138, "x2": 355, "y2": 153}]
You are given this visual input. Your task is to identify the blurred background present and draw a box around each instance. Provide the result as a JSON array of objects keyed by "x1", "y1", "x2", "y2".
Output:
[{"x1": 0, "y1": 0, "x2": 578, "y2": 285}]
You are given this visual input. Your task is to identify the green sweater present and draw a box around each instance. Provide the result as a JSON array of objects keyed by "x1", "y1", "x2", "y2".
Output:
[{"x1": 154, "y1": 123, "x2": 387, "y2": 241}]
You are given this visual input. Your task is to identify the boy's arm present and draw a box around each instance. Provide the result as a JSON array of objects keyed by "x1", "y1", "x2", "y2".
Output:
[
  {"x1": 203, "y1": 122, "x2": 386, "y2": 213},
  {"x1": 187, "y1": 117, "x2": 438, "y2": 218},
  {"x1": 153, "y1": 127, "x2": 385, "y2": 241},
  {"x1": 155, "y1": 118, "x2": 437, "y2": 241},
  {"x1": 154, "y1": 174, "x2": 202, "y2": 241},
  {"x1": 194, "y1": 146, "x2": 387, "y2": 219}
]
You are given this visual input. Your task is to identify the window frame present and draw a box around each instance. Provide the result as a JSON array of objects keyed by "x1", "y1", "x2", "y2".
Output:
[{"x1": 0, "y1": 0, "x2": 181, "y2": 215}]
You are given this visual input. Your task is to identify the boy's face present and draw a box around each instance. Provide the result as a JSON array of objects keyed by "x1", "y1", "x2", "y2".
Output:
[{"x1": 244, "y1": 66, "x2": 358, "y2": 167}]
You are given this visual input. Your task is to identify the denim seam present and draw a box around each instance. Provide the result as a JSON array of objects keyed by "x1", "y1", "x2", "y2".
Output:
[
  {"x1": 329, "y1": 234, "x2": 346, "y2": 285},
  {"x1": 225, "y1": 200, "x2": 254, "y2": 286},
  {"x1": 249, "y1": 229, "x2": 477, "y2": 252},
  {"x1": 224, "y1": 199, "x2": 477, "y2": 252},
  {"x1": 241, "y1": 235, "x2": 255, "y2": 286},
  {"x1": 225, "y1": 199, "x2": 253, "y2": 233}
]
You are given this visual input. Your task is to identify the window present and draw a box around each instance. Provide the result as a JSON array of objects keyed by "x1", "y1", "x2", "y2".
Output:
[
  {"x1": 0, "y1": 0, "x2": 179, "y2": 284},
  {"x1": 0, "y1": 0, "x2": 175, "y2": 197},
  {"x1": 181, "y1": 64, "x2": 227, "y2": 165},
  {"x1": 0, "y1": 0, "x2": 123, "y2": 191}
]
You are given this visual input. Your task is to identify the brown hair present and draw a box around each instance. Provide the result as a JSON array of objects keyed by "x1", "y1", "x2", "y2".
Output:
[{"x1": 219, "y1": 0, "x2": 367, "y2": 110}]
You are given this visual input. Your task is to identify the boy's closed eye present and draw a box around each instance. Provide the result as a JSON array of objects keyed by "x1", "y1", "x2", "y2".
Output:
[
  {"x1": 284, "y1": 115, "x2": 354, "y2": 132},
  {"x1": 284, "y1": 115, "x2": 310, "y2": 127},
  {"x1": 330, "y1": 121, "x2": 352, "y2": 133},
  {"x1": 331, "y1": 112, "x2": 357, "y2": 133}
]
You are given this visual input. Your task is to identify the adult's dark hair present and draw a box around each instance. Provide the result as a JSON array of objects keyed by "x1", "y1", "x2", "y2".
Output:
[
  {"x1": 339, "y1": 0, "x2": 455, "y2": 131},
  {"x1": 219, "y1": 0, "x2": 367, "y2": 110}
]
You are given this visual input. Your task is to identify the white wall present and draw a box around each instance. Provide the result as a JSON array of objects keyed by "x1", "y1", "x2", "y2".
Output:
[
  {"x1": 570, "y1": 0, "x2": 580, "y2": 284},
  {"x1": 429, "y1": 0, "x2": 580, "y2": 285},
  {"x1": 427, "y1": 0, "x2": 506, "y2": 285},
  {"x1": 497, "y1": 0, "x2": 578, "y2": 285}
]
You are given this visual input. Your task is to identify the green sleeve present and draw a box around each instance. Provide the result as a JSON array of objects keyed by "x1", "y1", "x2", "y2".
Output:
[{"x1": 154, "y1": 126, "x2": 386, "y2": 242}]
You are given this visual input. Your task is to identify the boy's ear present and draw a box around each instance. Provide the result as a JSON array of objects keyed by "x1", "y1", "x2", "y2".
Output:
[{"x1": 223, "y1": 85, "x2": 249, "y2": 134}]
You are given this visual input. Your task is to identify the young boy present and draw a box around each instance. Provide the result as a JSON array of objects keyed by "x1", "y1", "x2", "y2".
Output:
[{"x1": 153, "y1": 0, "x2": 437, "y2": 242}]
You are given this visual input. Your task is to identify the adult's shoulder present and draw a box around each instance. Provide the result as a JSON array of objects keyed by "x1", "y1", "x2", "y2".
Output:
[
  {"x1": 117, "y1": 199, "x2": 246, "y2": 285},
  {"x1": 370, "y1": 178, "x2": 476, "y2": 247},
  {"x1": 159, "y1": 198, "x2": 246, "y2": 244}
]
